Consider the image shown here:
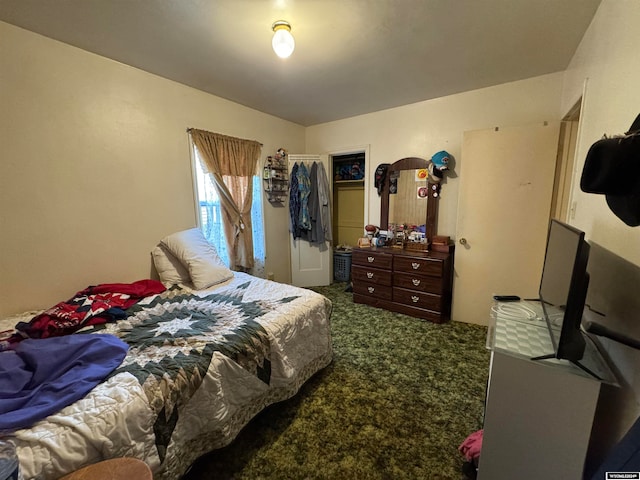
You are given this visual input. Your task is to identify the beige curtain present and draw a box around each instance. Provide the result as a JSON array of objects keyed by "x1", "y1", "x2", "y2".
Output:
[{"x1": 189, "y1": 129, "x2": 262, "y2": 270}]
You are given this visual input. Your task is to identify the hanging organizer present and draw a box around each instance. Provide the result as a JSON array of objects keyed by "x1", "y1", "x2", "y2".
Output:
[{"x1": 263, "y1": 153, "x2": 288, "y2": 204}]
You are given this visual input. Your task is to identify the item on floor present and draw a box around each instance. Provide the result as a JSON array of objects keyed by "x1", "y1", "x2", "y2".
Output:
[
  {"x1": 459, "y1": 429, "x2": 483, "y2": 463},
  {"x1": 461, "y1": 458, "x2": 479, "y2": 480},
  {"x1": 334, "y1": 249, "x2": 352, "y2": 282},
  {"x1": 59, "y1": 457, "x2": 152, "y2": 480}
]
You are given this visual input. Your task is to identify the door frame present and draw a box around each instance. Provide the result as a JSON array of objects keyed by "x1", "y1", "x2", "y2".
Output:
[
  {"x1": 327, "y1": 145, "x2": 370, "y2": 281},
  {"x1": 288, "y1": 145, "x2": 369, "y2": 285},
  {"x1": 551, "y1": 97, "x2": 583, "y2": 222}
]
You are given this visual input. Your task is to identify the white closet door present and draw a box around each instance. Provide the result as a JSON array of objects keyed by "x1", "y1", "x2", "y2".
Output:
[{"x1": 289, "y1": 154, "x2": 331, "y2": 287}]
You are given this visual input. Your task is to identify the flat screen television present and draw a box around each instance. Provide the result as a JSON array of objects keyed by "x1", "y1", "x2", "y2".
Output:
[{"x1": 532, "y1": 219, "x2": 595, "y2": 377}]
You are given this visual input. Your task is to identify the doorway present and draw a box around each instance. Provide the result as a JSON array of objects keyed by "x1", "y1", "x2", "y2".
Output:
[
  {"x1": 288, "y1": 153, "x2": 332, "y2": 287},
  {"x1": 331, "y1": 151, "x2": 366, "y2": 248},
  {"x1": 287, "y1": 149, "x2": 368, "y2": 286},
  {"x1": 550, "y1": 98, "x2": 582, "y2": 221}
]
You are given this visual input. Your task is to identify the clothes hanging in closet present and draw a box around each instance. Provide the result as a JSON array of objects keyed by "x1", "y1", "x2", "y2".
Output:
[
  {"x1": 313, "y1": 162, "x2": 333, "y2": 244},
  {"x1": 289, "y1": 162, "x2": 301, "y2": 237},
  {"x1": 289, "y1": 161, "x2": 332, "y2": 244},
  {"x1": 317, "y1": 162, "x2": 332, "y2": 242},
  {"x1": 297, "y1": 162, "x2": 312, "y2": 232},
  {"x1": 308, "y1": 162, "x2": 320, "y2": 243}
]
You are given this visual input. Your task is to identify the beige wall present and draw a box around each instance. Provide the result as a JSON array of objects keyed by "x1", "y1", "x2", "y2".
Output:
[
  {"x1": 557, "y1": 0, "x2": 640, "y2": 471},
  {"x1": 561, "y1": 0, "x2": 640, "y2": 267},
  {"x1": 306, "y1": 72, "x2": 564, "y2": 238},
  {"x1": 0, "y1": 21, "x2": 303, "y2": 316}
]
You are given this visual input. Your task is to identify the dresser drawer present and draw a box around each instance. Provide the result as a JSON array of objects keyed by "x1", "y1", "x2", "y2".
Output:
[
  {"x1": 394, "y1": 272, "x2": 442, "y2": 294},
  {"x1": 352, "y1": 249, "x2": 393, "y2": 270},
  {"x1": 352, "y1": 265, "x2": 393, "y2": 286},
  {"x1": 393, "y1": 287, "x2": 442, "y2": 312},
  {"x1": 353, "y1": 282, "x2": 393, "y2": 300},
  {"x1": 393, "y1": 255, "x2": 443, "y2": 277}
]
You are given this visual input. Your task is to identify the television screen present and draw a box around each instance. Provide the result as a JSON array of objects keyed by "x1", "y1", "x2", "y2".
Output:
[{"x1": 538, "y1": 219, "x2": 590, "y2": 364}]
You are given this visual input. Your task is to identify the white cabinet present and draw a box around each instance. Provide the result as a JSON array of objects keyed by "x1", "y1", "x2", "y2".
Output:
[{"x1": 479, "y1": 301, "x2": 615, "y2": 480}]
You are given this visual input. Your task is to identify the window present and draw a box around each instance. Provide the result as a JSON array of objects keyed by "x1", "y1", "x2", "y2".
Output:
[{"x1": 192, "y1": 149, "x2": 266, "y2": 277}]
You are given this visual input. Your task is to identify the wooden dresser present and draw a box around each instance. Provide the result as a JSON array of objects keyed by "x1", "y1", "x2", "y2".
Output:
[{"x1": 351, "y1": 246, "x2": 453, "y2": 323}]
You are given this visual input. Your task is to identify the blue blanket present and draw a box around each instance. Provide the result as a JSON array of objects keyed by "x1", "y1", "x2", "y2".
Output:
[{"x1": 0, "y1": 334, "x2": 128, "y2": 431}]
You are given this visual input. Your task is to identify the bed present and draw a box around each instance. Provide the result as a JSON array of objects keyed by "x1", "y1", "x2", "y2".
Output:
[{"x1": 1, "y1": 271, "x2": 333, "y2": 480}]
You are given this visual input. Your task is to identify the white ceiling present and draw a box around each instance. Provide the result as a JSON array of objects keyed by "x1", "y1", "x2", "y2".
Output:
[{"x1": 0, "y1": 0, "x2": 601, "y2": 126}]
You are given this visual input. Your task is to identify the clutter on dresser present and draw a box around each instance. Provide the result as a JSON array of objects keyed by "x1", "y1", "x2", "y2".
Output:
[
  {"x1": 357, "y1": 237, "x2": 371, "y2": 248},
  {"x1": 364, "y1": 224, "x2": 379, "y2": 238},
  {"x1": 386, "y1": 223, "x2": 429, "y2": 250},
  {"x1": 431, "y1": 235, "x2": 454, "y2": 253}
]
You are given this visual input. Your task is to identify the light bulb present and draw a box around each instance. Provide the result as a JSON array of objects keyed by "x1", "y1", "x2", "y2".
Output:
[{"x1": 272, "y1": 21, "x2": 295, "y2": 59}]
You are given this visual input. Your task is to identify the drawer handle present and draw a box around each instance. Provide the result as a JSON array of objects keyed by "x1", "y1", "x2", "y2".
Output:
[
  {"x1": 411, "y1": 262, "x2": 420, "y2": 270},
  {"x1": 411, "y1": 295, "x2": 420, "y2": 303},
  {"x1": 367, "y1": 256, "x2": 375, "y2": 263},
  {"x1": 368, "y1": 286, "x2": 375, "y2": 293},
  {"x1": 367, "y1": 272, "x2": 374, "y2": 279},
  {"x1": 412, "y1": 279, "x2": 421, "y2": 286}
]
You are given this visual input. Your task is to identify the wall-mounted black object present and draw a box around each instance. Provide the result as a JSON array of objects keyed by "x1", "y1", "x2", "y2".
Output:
[
  {"x1": 374, "y1": 163, "x2": 390, "y2": 195},
  {"x1": 580, "y1": 113, "x2": 640, "y2": 226}
]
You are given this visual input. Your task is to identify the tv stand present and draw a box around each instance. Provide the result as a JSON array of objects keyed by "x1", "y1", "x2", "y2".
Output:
[
  {"x1": 479, "y1": 300, "x2": 616, "y2": 480},
  {"x1": 530, "y1": 351, "x2": 602, "y2": 380}
]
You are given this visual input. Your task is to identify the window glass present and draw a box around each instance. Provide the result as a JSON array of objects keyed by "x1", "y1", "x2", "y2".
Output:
[{"x1": 192, "y1": 151, "x2": 265, "y2": 276}]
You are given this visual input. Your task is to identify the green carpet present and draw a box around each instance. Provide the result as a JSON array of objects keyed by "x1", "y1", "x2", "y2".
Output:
[{"x1": 184, "y1": 282, "x2": 489, "y2": 479}]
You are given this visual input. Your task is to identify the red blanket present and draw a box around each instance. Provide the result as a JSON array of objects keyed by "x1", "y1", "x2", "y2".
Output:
[{"x1": 10, "y1": 280, "x2": 166, "y2": 343}]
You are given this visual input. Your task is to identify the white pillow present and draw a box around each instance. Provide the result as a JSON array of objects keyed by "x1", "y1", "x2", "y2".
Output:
[
  {"x1": 160, "y1": 228, "x2": 233, "y2": 290},
  {"x1": 151, "y1": 244, "x2": 192, "y2": 287}
]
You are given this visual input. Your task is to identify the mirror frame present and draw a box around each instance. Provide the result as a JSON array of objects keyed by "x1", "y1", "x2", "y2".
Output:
[{"x1": 380, "y1": 157, "x2": 440, "y2": 243}]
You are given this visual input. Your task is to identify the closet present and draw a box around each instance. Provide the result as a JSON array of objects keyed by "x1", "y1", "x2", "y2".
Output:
[{"x1": 332, "y1": 152, "x2": 365, "y2": 247}]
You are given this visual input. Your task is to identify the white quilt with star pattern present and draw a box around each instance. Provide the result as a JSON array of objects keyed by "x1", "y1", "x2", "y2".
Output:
[{"x1": 7, "y1": 273, "x2": 333, "y2": 480}]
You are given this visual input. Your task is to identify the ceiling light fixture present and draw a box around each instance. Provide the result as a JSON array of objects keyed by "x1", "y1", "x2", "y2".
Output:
[{"x1": 272, "y1": 20, "x2": 295, "y2": 59}]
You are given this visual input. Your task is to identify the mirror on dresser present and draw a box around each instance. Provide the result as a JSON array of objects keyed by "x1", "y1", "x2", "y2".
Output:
[
  {"x1": 380, "y1": 157, "x2": 440, "y2": 243},
  {"x1": 388, "y1": 169, "x2": 428, "y2": 227},
  {"x1": 350, "y1": 156, "x2": 452, "y2": 323}
]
